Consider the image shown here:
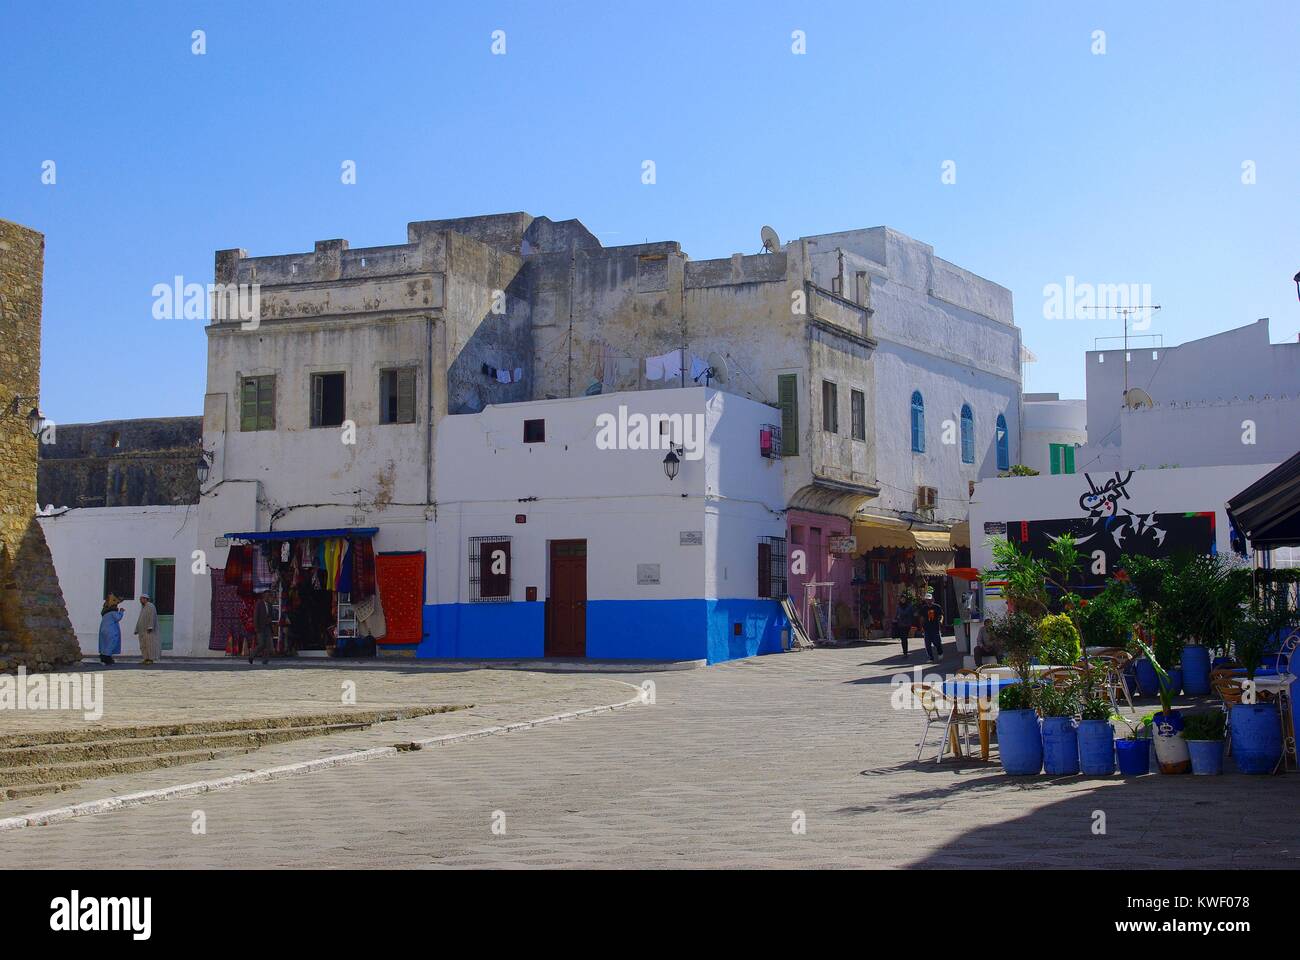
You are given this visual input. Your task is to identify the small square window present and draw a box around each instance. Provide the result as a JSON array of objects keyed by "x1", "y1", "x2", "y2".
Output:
[{"x1": 524, "y1": 419, "x2": 545, "y2": 443}]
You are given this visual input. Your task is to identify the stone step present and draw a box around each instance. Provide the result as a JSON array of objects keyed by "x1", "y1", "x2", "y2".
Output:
[
  {"x1": 1, "y1": 780, "x2": 82, "y2": 802},
  {"x1": 0, "y1": 721, "x2": 371, "y2": 767},
  {"x1": 0, "y1": 746, "x2": 255, "y2": 786},
  {"x1": 0, "y1": 704, "x2": 463, "y2": 749}
]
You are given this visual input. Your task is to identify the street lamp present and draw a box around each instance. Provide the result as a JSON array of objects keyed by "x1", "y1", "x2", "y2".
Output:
[
  {"x1": 196, "y1": 448, "x2": 214, "y2": 485},
  {"x1": 662, "y1": 449, "x2": 680, "y2": 481},
  {"x1": 7, "y1": 396, "x2": 43, "y2": 437}
]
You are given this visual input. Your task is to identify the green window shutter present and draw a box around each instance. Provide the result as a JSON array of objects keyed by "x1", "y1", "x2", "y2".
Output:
[
  {"x1": 778, "y1": 374, "x2": 799, "y2": 456},
  {"x1": 1049, "y1": 444, "x2": 1060, "y2": 475},
  {"x1": 259, "y1": 376, "x2": 275, "y2": 430},
  {"x1": 240, "y1": 379, "x2": 257, "y2": 432},
  {"x1": 1064, "y1": 445, "x2": 1075, "y2": 474}
]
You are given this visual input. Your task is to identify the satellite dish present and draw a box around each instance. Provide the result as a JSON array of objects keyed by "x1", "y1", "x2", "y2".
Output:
[
  {"x1": 760, "y1": 225, "x2": 781, "y2": 254},
  {"x1": 705, "y1": 352, "x2": 729, "y2": 386},
  {"x1": 1123, "y1": 387, "x2": 1154, "y2": 409}
]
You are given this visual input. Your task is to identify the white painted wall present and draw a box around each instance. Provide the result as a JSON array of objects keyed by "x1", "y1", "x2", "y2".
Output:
[
  {"x1": 432, "y1": 387, "x2": 786, "y2": 603},
  {"x1": 39, "y1": 506, "x2": 200, "y2": 657},
  {"x1": 1022, "y1": 396, "x2": 1087, "y2": 475},
  {"x1": 969, "y1": 462, "x2": 1277, "y2": 573}
]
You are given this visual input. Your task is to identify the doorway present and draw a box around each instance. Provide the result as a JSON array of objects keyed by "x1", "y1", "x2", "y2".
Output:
[
  {"x1": 545, "y1": 540, "x2": 587, "y2": 657},
  {"x1": 144, "y1": 559, "x2": 176, "y2": 651}
]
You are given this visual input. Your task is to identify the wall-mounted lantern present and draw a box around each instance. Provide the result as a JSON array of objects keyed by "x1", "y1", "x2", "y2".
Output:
[
  {"x1": 7, "y1": 396, "x2": 44, "y2": 437},
  {"x1": 663, "y1": 449, "x2": 680, "y2": 481},
  {"x1": 196, "y1": 448, "x2": 214, "y2": 485}
]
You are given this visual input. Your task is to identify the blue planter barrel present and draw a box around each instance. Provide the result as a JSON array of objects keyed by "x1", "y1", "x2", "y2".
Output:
[
  {"x1": 1135, "y1": 658, "x2": 1159, "y2": 696},
  {"x1": 1187, "y1": 740, "x2": 1224, "y2": 775},
  {"x1": 1115, "y1": 738, "x2": 1148, "y2": 775},
  {"x1": 998, "y1": 708, "x2": 1043, "y2": 775},
  {"x1": 1164, "y1": 667, "x2": 1183, "y2": 696},
  {"x1": 1077, "y1": 719, "x2": 1116, "y2": 775},
  {"x1": 1231, "y1": 703, "x2": 1282, "y2": 774},
  {"x1": 1182, "y1": 645, "x2": 1211, "y2": 695},
  {"x1": 1041, "y1": 716, "x2": 1080, "y2": 775}
]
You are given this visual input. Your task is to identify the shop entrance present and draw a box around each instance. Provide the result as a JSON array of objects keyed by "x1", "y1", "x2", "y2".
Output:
[
  {"x1": 144, "y1": 559, "x2": 176, "y2": 651},
  {"x1": 546, "y1": 540, "x2": 587, "y2": 657}
]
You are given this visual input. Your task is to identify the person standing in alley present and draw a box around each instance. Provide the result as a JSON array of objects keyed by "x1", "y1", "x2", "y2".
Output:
[
  {"x1": 135, "y1": 593, "x2": 160, "y2": 664},
  {"x1": 98, "y1": 594, "x2": 124, "y2": 665},
  {"x1": 251, "y1": 589, "x2": 273, "y2": 665},
  {"x1": 920, "y1": 588, "x2": 945, "y2": 662},
  {"x1": 894, "y1": 594, "x2": 916, "y2": 659}
]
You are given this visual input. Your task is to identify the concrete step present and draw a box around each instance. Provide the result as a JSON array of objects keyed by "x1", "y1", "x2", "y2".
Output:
[
  {"x1": 0, "y1": 704, "x2": 463, "y2": 749},
  {"x1": 0, "y1": 747, "x2": 254, "y2": 786},
  {"x1": 0, "y1": 721, "x2": 371, "y2": 767},
  {"x1": 1, "y1": 780, "x2": 82, "y2": 802}
]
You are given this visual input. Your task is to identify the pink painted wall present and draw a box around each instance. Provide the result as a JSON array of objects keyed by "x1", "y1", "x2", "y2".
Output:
[{"x1": 786, "y1": 510, "x2": 854, "y2": 626}]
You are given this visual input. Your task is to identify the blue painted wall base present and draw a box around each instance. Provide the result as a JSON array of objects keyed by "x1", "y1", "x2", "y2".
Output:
[{"x1": 417, "y1": 598, "x2": 788, "y2": 664}]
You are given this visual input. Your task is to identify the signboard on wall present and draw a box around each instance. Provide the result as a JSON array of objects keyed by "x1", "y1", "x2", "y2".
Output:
[
  {"x1": 636, "y1": 563, "x2": 661, "y2": 585},
  {"x1": 828, "y1": 536, "x2": 857, "y2": 554},
  {"x1": 1003, "y1": 469, "x2": 1218, "y2": 587},
  {"x1": 679, "y1": 531, "x2": 703, "y2": 546}
]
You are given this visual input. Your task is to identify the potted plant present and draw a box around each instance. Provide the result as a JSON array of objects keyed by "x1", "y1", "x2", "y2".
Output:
[
  {"x1": 1076, "y1": 664, "x2": 1116, "y2": 774},
  {"x1": 1038, "y1": 683, "x2": 1080, "y2": 775},
  {"x1": 1132, "y1": 634, "x2": 1189, "y2": 773},
  {"x1": 1228, "y1": 600, "x2": 1290, "y2": 774},
  {"x1": 1111, "y1": 712, "x2": 1151, "y2": 775},
  {"x1": 1118, "y1": 556, "x2": 1168, "y2": 696},
  {"x1": 1181, "y1": 710, "x2": 1227, "y2": 775},
  {"x1": 986, "y1": 609, "x2": 1043, "y2": 775}
]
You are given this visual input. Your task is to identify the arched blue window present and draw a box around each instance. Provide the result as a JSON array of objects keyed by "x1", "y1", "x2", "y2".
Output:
[
  {"x1": 960, "y1": 404, "x2": 974, "y2": 464},
  {"x1": 995, "y1": 413, "x2": 1009, "y2": 471},
  {"x1": 910, "y1": 391, "x2": 925, "y2": 452}
]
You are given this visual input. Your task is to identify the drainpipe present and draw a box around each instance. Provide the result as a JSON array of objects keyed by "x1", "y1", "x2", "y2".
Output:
[{"x1": 426, "y1": 313, "x2": 434, "y2": 504}]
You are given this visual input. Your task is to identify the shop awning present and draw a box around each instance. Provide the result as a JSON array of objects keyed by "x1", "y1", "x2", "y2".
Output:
[
  {"x1": 223, "y1": 527, "x2": 379, "y2": 541},
  {"x1": 949, "y1": 520, "x2": 970, "y2": 548},
  {"x1": 1226, "y1": 451, "x2": 1300, "y2": 549},
  {"x1": 852, "y1": 517, "x2": 957, "y2": 573}
]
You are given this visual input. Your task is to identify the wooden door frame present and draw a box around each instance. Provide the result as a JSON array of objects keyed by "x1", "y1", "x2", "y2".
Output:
[{"x1": 545, "y1": 539, "x2": 587, "y2": 657}]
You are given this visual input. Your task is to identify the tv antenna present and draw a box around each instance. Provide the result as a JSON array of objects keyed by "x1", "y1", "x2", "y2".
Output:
[
  {"x1": 1081, "y1": 304, "x2": 1161, "y2": 398},
  {"x1": 760, "y1": 225, "x2": 781, "y2": 254}
]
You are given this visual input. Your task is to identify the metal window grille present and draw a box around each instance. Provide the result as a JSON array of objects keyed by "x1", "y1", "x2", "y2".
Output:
[
  {"x1": 469, "y1": 536, "x2": 512, "y2": 602},
  {"x1": 758, "y1": 536, "x2": 788, "y2": 599},
  {"x1": 759, "y1": 423, "x2": 782, "y2": 459}
]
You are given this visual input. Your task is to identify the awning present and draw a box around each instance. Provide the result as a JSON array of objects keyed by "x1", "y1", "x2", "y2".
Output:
[
  {"x1": 1226, "y1": 452, "x2": 1300, "y2": 549},
  {"x1": 223, "y1": 527, "x2": 379, "y2": 541},
  {"x1": 789, "y1": 478, "x2": 881, "y2": 520},
  {"x1": 949, "y1": 520, "x2": 970, "y2": 548},
  {"x1": 852, "y1": 517, "x2": 956, "y2": 572}
]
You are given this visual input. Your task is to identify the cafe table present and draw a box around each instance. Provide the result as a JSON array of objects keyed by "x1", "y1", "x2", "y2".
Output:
[{"x1": 940, "y1": 675, "x2": 1021, "y2": 761}]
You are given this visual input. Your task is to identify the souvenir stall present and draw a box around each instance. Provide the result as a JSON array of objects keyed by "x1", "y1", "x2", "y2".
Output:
[{"x1": 212, "y1": 527, "x2": 383, "y2": 658}]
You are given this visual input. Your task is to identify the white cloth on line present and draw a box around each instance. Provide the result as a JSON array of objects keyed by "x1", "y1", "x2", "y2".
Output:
[
  {"x1": 496, "y1": 368, "x2": 511, "y2": 383},
  {"x1": 645, "y1": 355, "x2": 665, "y2": 381},
  {"x1": 690, "y1": 355, "x2": 710, "y2": 382}
]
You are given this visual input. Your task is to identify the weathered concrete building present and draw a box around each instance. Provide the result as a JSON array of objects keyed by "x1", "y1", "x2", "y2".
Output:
[
  {"x1": 0, "y1": 219, "x2": 78, "y2": 671},
  {"x1": 40, "y1": 211, "x2": 1023, "y2": 658}
]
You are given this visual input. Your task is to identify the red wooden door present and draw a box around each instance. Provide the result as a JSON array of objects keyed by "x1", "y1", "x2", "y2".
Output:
[{"x1": 546, "y1": 540, "x2": 587, "y2": 657}]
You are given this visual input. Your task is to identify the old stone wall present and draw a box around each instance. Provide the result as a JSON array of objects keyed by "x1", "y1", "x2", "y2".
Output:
[
  {"x1": 0, "y1": 219, "x2": 79, "y2": 671},
  {"x1": 37, "y1": 416, "x2": 202, "y2": 508}
]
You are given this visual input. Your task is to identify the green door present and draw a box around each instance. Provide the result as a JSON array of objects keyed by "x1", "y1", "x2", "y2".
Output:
[{"x1": 145, "y1": 559, "x2": 176, "y2": 651}]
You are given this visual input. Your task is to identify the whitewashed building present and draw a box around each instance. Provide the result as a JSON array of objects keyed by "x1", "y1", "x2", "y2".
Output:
[
  {"x1": 427, "y1": 387, "x2": 789, "y2": 662},
  {"x1": 1022, "y1": 392, "x2": 1087, "y2": 476},
  {"x1": 1076, "y1": 318, "x2": 1300, "y2": 473}
]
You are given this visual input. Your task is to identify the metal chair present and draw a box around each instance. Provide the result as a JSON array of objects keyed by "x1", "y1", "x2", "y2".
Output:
[{"x1": 910, "y1": 682, "x2": 978, "y2": 763}]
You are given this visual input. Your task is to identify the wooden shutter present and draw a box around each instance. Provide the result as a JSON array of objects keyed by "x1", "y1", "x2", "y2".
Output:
[
  {"x1": 758, "y1": 542, "x2": 772, "y2": 598},
  {"x1": 311, "y1": 374, "x2": 324, "y2": 427},
  {"x1": 778, "y1": 374, "x2": 798, "y2": 455},
  {"x1": 259, "y1": 376, "x2": 275, "y2": 430},
  {"x1": 397, "y1": 368, "x2": 416, "y2": 423},
  {"x1": 241, "y1": 378, "x2": 258, "y2": 431}
]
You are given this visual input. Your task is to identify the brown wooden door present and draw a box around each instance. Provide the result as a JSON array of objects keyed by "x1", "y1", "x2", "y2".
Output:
[{"x1": 546, "y1": 540, "x2": 587, "y2": 657}]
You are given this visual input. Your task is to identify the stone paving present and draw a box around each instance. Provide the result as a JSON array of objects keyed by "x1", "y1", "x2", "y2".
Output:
[{"x1": 4, "y1": 642, "x2": 1300, "y2": 868}]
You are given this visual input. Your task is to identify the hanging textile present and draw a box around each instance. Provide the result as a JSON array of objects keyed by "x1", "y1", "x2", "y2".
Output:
[
  {"x1": 252, "y1": 544, "x2": 275, "y2": 592},
  {"x1": 374, "y1": 552, "x2": 424, "y2": 645},
  {"x1": 209, "y1": 568, "x2": 245, "y2": 652},
  {"x1": 336, "y1": 538, "x2": 353, "y2": 594},
  {"x1": 223, "y1": 545, "x2": 250, "y2": 586},
  {"x1": 351, "y1": 538, "x2": 377, "y2": 597},
  {"x1": 355, "y1": 588, "x2": 387, "y2": 640}
]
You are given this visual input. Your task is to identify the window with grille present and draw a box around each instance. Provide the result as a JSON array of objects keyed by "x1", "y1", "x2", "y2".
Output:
[
  {"x1": 851, "y1": 389, "x2": 865, "y2": 441},
  {"x1": 311, "y1": 372, "x2": 346, "y2": 428},
  {"x1": 759, "y1": 423, "x2": 782, "y2": 459},
  {"x1": 380, "y1": 367, "x2": 416, "y2": 424},
  {"x1": 777, "y1": 374, "x2": 799, "y2": 456},
  {"x1": 469, "y1": 536, "x2": 512, "y2": 602},
  {"x1": 758, "y1": 536, "x2": 787, "y2": 599},
  {"x1": 240, "y1": 375, "x2": 275, "y2": 432},
  {"x1": 821, "y1": 380, "x2": 838, "y2": 434},
  {"x1": 104, "y1": 558, "x2": 136, "y2": 600}
]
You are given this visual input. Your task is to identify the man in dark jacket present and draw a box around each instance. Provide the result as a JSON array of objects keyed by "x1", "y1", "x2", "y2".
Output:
[
  {"x1": 894, "y1": 596, "x2": 916, "y2": 659},
  {"x1": 920, "y1": 589, "x2": 945, "y2": 662},
  {"x1": 251, "y1": 590, "x2": 273, "y2": 665}
]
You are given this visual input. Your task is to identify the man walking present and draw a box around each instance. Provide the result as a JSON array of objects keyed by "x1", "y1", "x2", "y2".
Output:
[
  {"x1": 920, "y1": 589, "x2": 945, "y2": 662},
  {"x1": 134, "y1": 594, "x2": 160, "y2": 665},
  {"x1": 251, "y1": 590, "x2": 273, "y2": 665},
  {"x1": 894, "y1": 594, "x2": 916, "y2": 659}
]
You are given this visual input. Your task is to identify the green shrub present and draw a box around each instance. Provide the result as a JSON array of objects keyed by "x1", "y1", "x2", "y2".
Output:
[
  {"x1": 1037, "y1": 613, "x2": 1082, "y2": 665},
  {"x1": 999, "y1": 682, "x2": 1036, "y2": 712},
  {"x1": 1181, "y1": 711, "x2": 1226, "y2": 741}
]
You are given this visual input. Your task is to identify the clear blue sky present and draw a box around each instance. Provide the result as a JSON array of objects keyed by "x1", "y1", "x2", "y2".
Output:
[{"x1": 3, "y1": 0, "x2": 1297, "y2": 424}]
